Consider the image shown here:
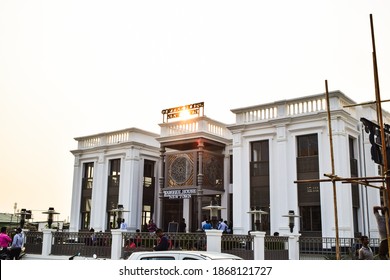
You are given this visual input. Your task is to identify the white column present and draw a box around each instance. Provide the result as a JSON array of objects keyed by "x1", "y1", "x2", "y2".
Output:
[
  {"x1": 41, "y1": 229, "x2": 54, "y2": 257},
  {"x1": 69, "y1": 156, "x2": 82, "y2": 232},
  {"x1": 221, "y1": 151, "x2": 230, "y2": 221},
  {"x1": 272, "y1": 125, "x2": 290, "y2": 234},
  {"x1": 92, "y1": 154, "x2": 107, "y2": 232},
  {"x1": 288, "y1": 234, "x2": 300, "y2": 260},
  {"x1": 121, "y1": 148, "x2": 140, "y2": 231},
  {"x1": 111, "y1": 229, "x2": 124, "y2": 260},
  {"x1": 206, "y1": 229, "x2": 222, "y2": 253},
  {"x1": 183, "y1": 199, "x2": 190, "y2": 232},
  {"x1": 251, "y1": 231, "x2": 265, "y2": 260},
  {"x1": 330, "y1": 118, "x2": 353, "y2": 238},
  {"x1": 232, "y1": 132, "x2": 248, "y2": 234}
]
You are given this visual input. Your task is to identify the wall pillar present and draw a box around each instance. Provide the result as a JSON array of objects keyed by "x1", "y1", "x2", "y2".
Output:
[
  {"x1": 251, "y1": 231, "x2": 265, "y2": 260},
  {"x1": 197, "y1": 141, "x2": 204, "y2": 232},
  {"x1": 206, "y1": 229, "x2": 222, "y2": 252},
  {"x1": 288, "y1": 234, "x2": 300, "y2": 260},
  {"x1": 42, "y1": 229, "x2": 54, "y2": 257},
  {"x1": 111, "y1": 229, "x2": 124, "y2": 260}
]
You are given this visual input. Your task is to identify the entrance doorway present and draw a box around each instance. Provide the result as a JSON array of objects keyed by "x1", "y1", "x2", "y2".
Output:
[{"x1": 162, "y1": 199, "x2": 183, "y2": 231}]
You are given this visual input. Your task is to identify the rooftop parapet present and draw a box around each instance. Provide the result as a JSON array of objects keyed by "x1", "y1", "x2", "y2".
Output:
[
  {"x1": 231, "y1": 91, "x2": 358, "y2": 125},
  {"x1": 73, "y1": 128, "x2": 159, "y2": 150},
  {"x1": 159, "y1": 116, "x2": 232, "y2": 140}
]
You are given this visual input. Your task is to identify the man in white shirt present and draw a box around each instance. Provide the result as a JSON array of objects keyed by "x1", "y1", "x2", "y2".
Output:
[
  {"x1": 120, "y1": 219, "x2": 128, "y2": 230},
  {"x1": 10, "y1": 227, "x2": 24, "y2": 260},
  {"x1": 217, "y1": 219, "x2": 228, "y2": 232},
  {"x1": 373, "y1": 206, "x2": 389, "y2": 260}
]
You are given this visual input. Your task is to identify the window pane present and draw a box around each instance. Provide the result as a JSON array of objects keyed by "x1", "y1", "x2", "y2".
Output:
[{"x1": 297, "y1": 134, "x2": 318, "y2": 157}]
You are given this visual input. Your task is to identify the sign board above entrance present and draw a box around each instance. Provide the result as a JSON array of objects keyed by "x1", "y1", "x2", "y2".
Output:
[
  {"x1": 163, "y1": 188, "x2": 197, "y2": 199},
  {"x1": 161, "y1": 102, "x2": 204, "y2": 123}
]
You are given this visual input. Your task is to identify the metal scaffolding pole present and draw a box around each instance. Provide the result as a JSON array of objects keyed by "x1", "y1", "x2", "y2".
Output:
[
  {"x1": 370, "y1": 14, "x2": 390, "y2": 257},
  {"x1": 325, "y1": 80, "x2": 341, "y2": 260}
]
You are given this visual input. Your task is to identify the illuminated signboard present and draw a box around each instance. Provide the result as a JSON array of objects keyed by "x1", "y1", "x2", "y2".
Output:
[{"x1": 161, "y1": 102, "x2": 204, "y2": 123}]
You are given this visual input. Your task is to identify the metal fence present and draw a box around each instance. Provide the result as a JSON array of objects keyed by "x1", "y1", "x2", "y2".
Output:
[
  {"x1": 50, "y1": 231, "x2": 112, "y2": 258},
  {"x1": 25, "y1": 231, "x2": 381, "y2": 261},
  {"x1": 221, "y1": 234, "x2": 254, "y2": 260},
  {"x1": 299, "y1": 237, "x2": 381, "y2": 260},
  {"x1": 24, "y1": 231, "x2": 43, "y2": 255},
  {"x1": 264, "y1": 235, "x2": 289, "y2": 260},
  {"x1": 121, "y1": 232, "x2": 207, "y2": 259}
]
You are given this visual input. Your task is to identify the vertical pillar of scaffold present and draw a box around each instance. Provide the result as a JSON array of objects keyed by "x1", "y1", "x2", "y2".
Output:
[{"x1": 325, "y1": 80, "x2": 341, "y2": 260}]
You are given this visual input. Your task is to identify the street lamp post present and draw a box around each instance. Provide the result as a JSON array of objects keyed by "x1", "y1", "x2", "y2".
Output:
[
  {"x1": 110, "y1": 204, "x2": 129, "y2": 229},
  {"x1": 202, "y1": 201, "x2": 225, "y2": 229},
  {"x1": 42, "y1": 207, "x2": 60, "y2": 229},
  {"x1": 16, "y1": 208, "x2": 30, "y2": 228},
  {"x1": 282, "y1": 210, "x2": 300, "y2": 233},
  {"x1": 247, "y1": 207, "x2": 268, "y2": 231}
]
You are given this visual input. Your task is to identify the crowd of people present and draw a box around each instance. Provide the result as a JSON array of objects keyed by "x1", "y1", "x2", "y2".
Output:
[
  {"x1": 0, "y1": 227, "x2": 24, "y2": 260},
  {"x1": 201, "y1": 217, "x2": 232, "y2": 233}
]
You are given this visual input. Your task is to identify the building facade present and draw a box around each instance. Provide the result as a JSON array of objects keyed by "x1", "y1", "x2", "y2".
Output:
[{"x1": 69, "y1": 91, "x2": 385, "y2": 239}]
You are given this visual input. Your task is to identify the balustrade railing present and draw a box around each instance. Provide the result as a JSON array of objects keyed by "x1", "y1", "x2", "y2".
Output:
[
  {"x1": 232, "y1": 91, "x2": 359, "y2": 125},
  {"x1": 160, "y1": 117, "x2": 231, "y2": 139}
]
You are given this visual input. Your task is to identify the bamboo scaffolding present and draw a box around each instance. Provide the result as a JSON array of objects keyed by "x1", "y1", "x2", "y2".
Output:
[
  {"x1": 294, "y1": 176, "x2": 384, "y2": 189},
  {"x1": 370, "y1": 13, "x2": 390, "y2": 257},
  {"x1": 343, "y1": 99, "x2": 390, "y2": 108},
  {"x1": 295, "y1": 80, "x2": 385, "y2": 260},
  {"x1": 325, "y1": 80, "x2": 341, "y2": 260},
  {"x1": 295, "y1": 14, "x2": 389, "y2": 260},
  {"x1": 295, "y1": 81, "x2": 343, "y2": 259}
]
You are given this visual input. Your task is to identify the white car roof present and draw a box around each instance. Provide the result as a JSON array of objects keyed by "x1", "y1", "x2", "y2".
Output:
[{"x1": 128, "y1": 250, "x2": 242, "y2": 260}]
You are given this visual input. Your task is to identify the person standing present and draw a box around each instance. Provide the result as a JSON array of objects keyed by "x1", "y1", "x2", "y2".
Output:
[
  {"x1": 201, "y1": 216, "x2": 207, "y2": 229},
  {"x1": 373, "y1": 206, "x2": 389, "y2": 260},
  {"x1": 147, "y1": 219, "x2": 157, "y2": 233},
  {"x1": 358, "y1": 235, "x2": 374, "y2": 260},
  {"x1": 0, "y1": 227, "x2": 12, "y2": 256},
  {"x1": 153, "y1": 228, "x2": 170, "y2": 251},
  {"x1": 179, "y1": 218, "x2": 186, "y2": 233},
  {"x1": 120, "y1": 219, "x2": 128, "y2": 230},
  {"x1": 135, "y1": 229, "x2": 142, "y2": 246},
  {"x1": 9, "y1": 228, "x2": 24, "y2": 260},
  {"x1": 202, "y1": 220, "x2": 212, "y2": 230},
  {"x1": 217, "y1": 219, "x2": 228, "y2": 232}
]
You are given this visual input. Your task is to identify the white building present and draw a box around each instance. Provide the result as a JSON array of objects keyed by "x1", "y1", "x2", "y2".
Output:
[{"x1": 69, "y1": 91, "x2": 385, "y2": 239}]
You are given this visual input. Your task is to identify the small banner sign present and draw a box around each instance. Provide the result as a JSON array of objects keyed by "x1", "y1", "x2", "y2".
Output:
[{"x1": 163, "y1": 188, "x2": 197, "y2": 199}]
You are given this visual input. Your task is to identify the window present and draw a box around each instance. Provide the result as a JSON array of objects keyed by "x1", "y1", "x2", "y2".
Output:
[
  {"x1": 107, "y1": 159, "x2": 121, "y2": 229},
  {"x1": 80, "y1": 162, "x2": 94, "y2": 230},
  {"x1": 297, "y1": 134, "x2": 321, "y2": 236},
  {"x1": 349, "y1": 136, "x2": 360, "y2": 235},
  {"x1": 142, "y1": 160, "x2": 155, "y2": 228},
  {"x1": 297, "y1": 134, "x2": 318, "y2": 157},
  {"x1": 83, "y1": 163, "x2": 94, "y2": 189},
  {"x1": 299, "y1": 206, "x2": 321, "y2": 231},
  {"x1": 250, "y1": 140, "x2": 270, "y2": 233}
]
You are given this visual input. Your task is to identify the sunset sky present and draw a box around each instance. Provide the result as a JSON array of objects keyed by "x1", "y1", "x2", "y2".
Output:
[{"x1": 1, "y1": 0, "x2": 389, "y2": 222}]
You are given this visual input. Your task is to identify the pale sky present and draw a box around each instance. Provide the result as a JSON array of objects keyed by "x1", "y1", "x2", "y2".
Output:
[{"x1": 1, "y1": 1, "x2": 389, "y2": 222}]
